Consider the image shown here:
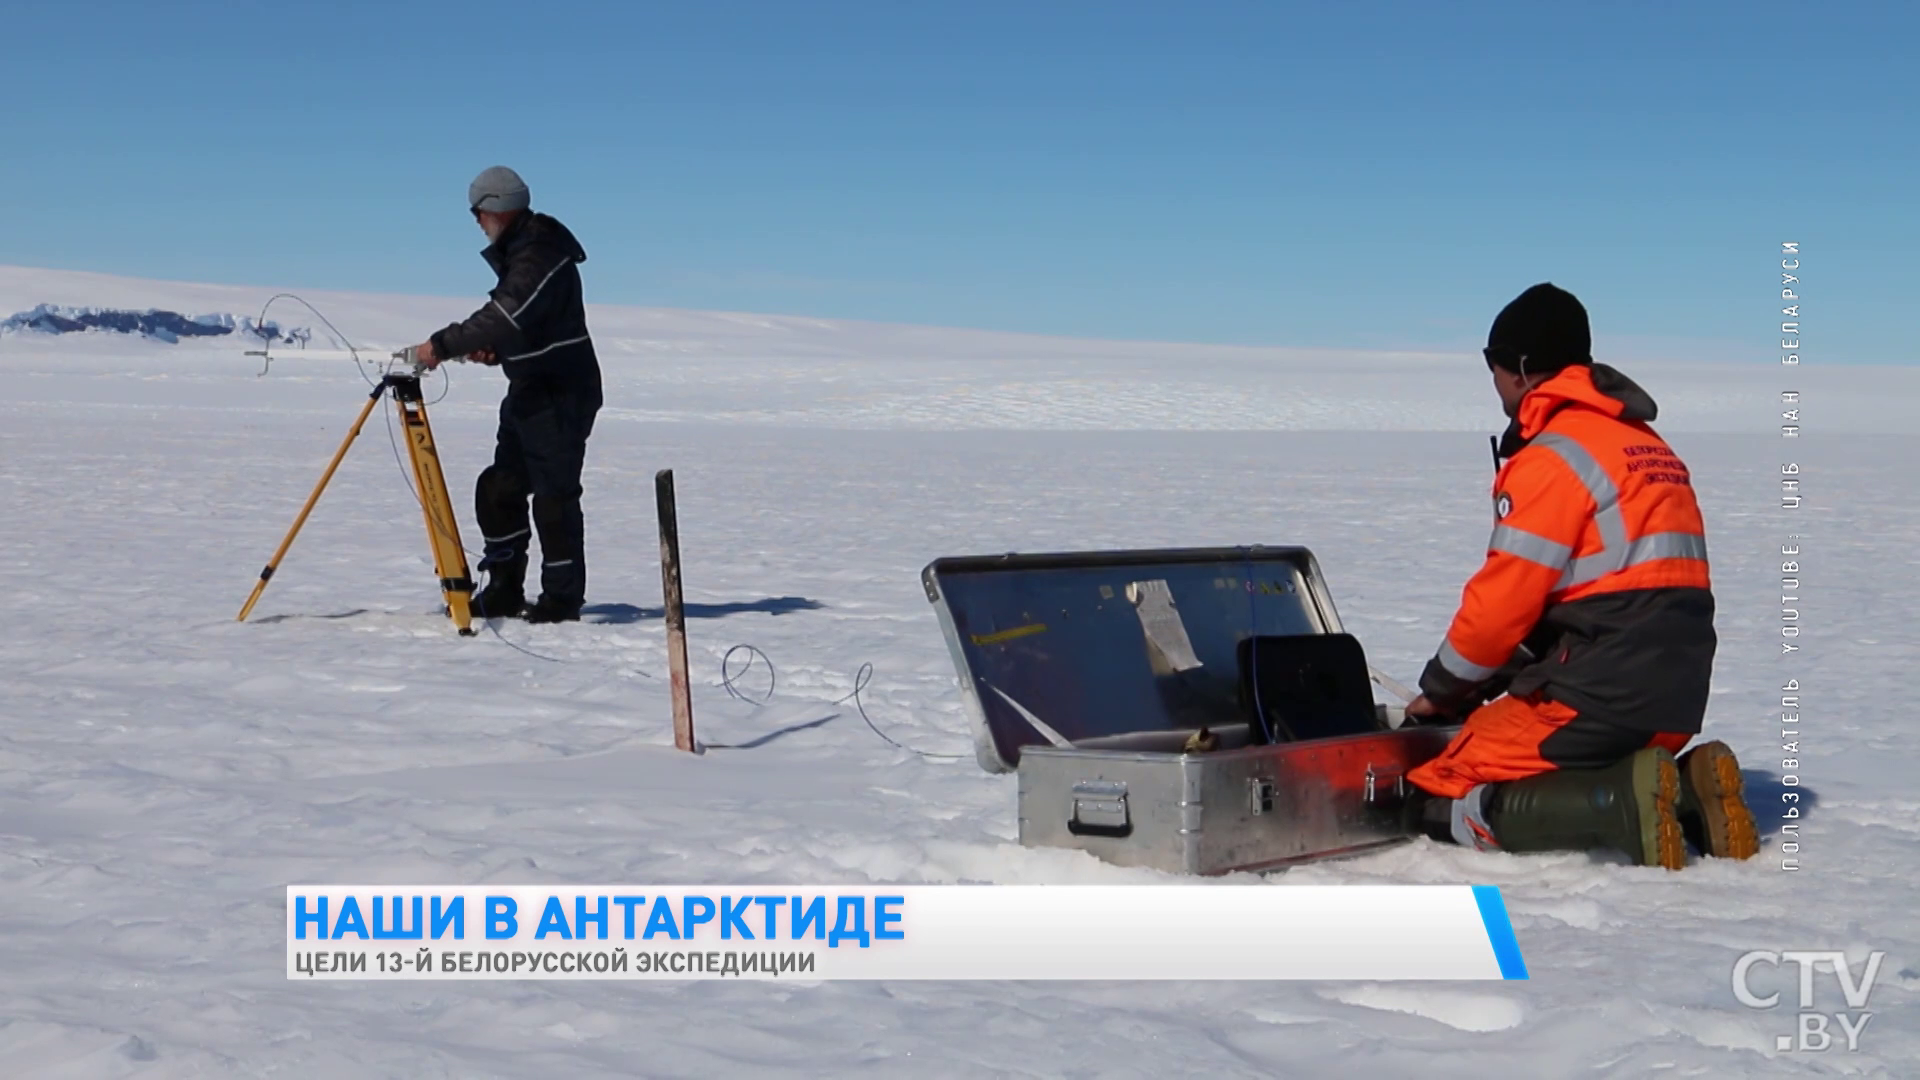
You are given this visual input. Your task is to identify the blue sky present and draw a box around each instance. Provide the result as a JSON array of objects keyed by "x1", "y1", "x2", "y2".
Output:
[{"x1": 3, "y1": 1, "x2": 1912, "y2": 362}]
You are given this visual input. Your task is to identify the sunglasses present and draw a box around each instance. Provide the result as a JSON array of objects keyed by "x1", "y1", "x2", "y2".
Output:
[{"x1": 1483, "y1": 347, "x2": 1521, "y2": 371}]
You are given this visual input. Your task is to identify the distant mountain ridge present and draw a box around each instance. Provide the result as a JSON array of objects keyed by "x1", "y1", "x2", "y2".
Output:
[{"x1": 1, "y1": 303, "x2": 310, "y2": 345}]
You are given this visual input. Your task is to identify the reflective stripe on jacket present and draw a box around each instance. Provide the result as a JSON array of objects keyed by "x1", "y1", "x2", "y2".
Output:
[
  {"x1": 1419, "y1": 363, "x2": 1717, "y2": 733},
  {"x1": 430, "y1": 211, "x2": 602, "y2": 404}
]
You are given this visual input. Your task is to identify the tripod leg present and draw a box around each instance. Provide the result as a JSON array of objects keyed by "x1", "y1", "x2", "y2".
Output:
[
  {"x1": 392, "y1": 381, "x2": 476, "y2": 635},
  {"x1": 237, "y1": 385, "x2": 385, "y2": 622}
]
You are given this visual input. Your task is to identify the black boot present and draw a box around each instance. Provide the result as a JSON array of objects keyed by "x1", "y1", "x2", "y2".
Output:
[
  {"x1": 1400, "y1": 790, "x2": 1458, "y2": 843},
  {"x1": 524, "y1": 594, "x2": 582, "y2": 624},
  {"x1": 1483, "y1": 747, "x2": 1687, "y2": 870},
  {"x1": 526, "y1": 554, "x2": 584, "y2": 625},
  {"x1": 1675, "y1": 741, "x2": 1759, "y2": 860},
  {"x1": 473, "y1": 553, "x2": 527, "y2": 620}
]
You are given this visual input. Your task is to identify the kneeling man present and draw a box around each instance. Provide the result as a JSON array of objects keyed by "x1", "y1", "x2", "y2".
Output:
[{"x1": 1402, "y1": 283, "x2": 1758, "y2": 870}]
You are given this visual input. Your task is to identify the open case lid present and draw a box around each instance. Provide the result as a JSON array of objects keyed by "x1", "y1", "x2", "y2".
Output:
[{"x1": 921, "y1": 546, "x2": 1350, "y2": 773}]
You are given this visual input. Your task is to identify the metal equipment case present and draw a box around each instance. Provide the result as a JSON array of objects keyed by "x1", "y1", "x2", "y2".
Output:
[{"x1": 921, "y1": 546, "x2": 1460, "y2": 875}]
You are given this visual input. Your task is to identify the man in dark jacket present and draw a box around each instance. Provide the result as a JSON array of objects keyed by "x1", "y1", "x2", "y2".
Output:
[{"x1": 411, "y1": 166, "x2": 604, "y2": 624}]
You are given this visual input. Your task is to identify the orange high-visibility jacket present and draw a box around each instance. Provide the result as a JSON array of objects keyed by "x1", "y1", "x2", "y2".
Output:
[{"x1": 1418, "y1": 363, "x2": 1717, "y2": 733}]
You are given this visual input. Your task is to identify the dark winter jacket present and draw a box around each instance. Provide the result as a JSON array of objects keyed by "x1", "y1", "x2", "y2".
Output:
[
  {"x1": 430, "y1": 211, "x2": 603, "y2": 406},
  {"x1": 1417, "y1": 363, "x2": 1718, "y2": 733}
]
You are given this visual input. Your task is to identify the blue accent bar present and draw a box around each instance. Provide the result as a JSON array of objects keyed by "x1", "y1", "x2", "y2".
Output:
[{"x1": 1471, "y1": 885, "x2": 1529, "y2": 980}]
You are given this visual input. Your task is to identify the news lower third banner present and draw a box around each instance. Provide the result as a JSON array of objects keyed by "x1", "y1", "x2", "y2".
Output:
[{"x1": 287, "y1": 885, "x2": 1528, "y2": 981}]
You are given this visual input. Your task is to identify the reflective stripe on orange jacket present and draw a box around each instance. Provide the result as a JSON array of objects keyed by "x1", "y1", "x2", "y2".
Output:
[{"x1": 1418, "y1": 362, "x2": 1718, "y2": 733}]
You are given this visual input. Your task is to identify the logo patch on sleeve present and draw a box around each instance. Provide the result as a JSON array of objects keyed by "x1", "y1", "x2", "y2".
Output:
[{"x1": 1495, "y1": 491, "x2": 1513, "y2": 519}]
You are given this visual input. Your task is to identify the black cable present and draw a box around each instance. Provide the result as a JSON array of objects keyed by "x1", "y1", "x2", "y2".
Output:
[
  {"x1": 720, "y1": 644, "x2": 776, "y2": 704},
  {"x1": 718, "y1": 645, "x2": 966, "y2": 760},
  {"x1": 1245, "y1": 551, "x2": 1276, "y2": 745},
  {"x1": 255, "y1": 293, "x2": 379, "y2": 388},
  {"x1": 426, "y1": 363, "x2": 452, "y2": 405}
]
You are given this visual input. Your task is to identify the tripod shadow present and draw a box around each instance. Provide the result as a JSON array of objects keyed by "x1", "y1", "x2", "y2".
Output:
[
  {"x1": 582, "y1": 596, "x2": 825, "y2": 624},
  {"x1": 1741, "y1": 769, "x2": 1817, "y2": 837},
  {"x1": 251, "y1": 609, "x2": 371, "y2": 624}
]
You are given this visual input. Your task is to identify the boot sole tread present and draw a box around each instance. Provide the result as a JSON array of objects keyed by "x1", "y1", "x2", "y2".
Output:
[
  {"x1": 1683, "y1": 742, "x2": 1760, "y2": 860},
  {"x1": 1645, "y1": 752, "x2": 1687, "y2": 871}
]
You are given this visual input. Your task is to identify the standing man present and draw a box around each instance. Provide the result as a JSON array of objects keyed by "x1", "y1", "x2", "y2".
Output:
[
  {"x1": 1400, "y1": 283, "x2": 1758, "y2": 870},
  {"x1": 412, "y1": 166, "x2": 603, "y2": 624}
]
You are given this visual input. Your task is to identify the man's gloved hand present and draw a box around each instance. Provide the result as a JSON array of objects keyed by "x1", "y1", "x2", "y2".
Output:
[
  {"x1": 1403, "y1": 694, "x2": 1463, "y2": 726},
  {"x1": 408, "y1": 342, "x2": 500, "y2": 368}
]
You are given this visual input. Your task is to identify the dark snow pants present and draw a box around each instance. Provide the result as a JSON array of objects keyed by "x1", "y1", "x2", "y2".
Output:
[{"x1": 475, "y1": 384, "x2": 600, "y2": 605}]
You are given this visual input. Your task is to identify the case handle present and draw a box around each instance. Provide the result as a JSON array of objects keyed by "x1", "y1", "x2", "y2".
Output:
[{"x1": 1068, "y1": 780, "x2": 1132, "y2": 838}]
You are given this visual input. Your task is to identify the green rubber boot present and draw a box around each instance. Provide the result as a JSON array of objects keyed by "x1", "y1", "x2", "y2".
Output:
[
  {"x1": 1675, "y1": 741, "x2": 1760, "y2": 860},
  {"x1": 1485, "y1": 747, "x2": 1687, "y2": 870}
]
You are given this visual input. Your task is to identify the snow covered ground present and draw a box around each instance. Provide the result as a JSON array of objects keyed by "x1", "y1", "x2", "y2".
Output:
[{"x1": 1, "y1": 266, "x2": 1916, "y2": 1077}]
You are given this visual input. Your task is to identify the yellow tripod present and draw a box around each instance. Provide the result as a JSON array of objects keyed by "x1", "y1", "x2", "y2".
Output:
[{"x1": 236, "y1": 370, "x2": 477, "y2": 635}]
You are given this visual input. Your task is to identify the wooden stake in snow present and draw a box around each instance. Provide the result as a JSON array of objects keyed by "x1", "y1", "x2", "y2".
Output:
[{"x1": 656, "y1": 469, "x2": 697, "y2": 753}]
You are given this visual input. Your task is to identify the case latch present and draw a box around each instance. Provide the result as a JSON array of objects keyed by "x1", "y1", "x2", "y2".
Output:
[
  {"x1": 1248, "y1": 777, "x2": 1276, "y2": 815},
  {"x1": 1364, "y1": 764, "x2": 1408, "y2": 804},
  {"x1": 1068, "y1": 780, "x2": 1131, "y2": 837}
]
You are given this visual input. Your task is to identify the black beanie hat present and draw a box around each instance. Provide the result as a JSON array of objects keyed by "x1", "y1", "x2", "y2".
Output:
[{"x1": 1484, "y1": 283, "x2": 1592, "y2": 374}]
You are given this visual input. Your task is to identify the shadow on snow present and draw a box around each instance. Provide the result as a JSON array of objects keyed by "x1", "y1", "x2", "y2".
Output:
[
  {"x1": 581, "y1": 596, "x2": 825, "y2": 624},
  {"x1": 1741, "y1": 769, "x2": 1817, "y2": 838},
  {"x1": 246, "y1": 596, "x2": 825, "y2": 625},
  {"x1": 702, "y1": 713, "x2": 843, "y2": 752}
]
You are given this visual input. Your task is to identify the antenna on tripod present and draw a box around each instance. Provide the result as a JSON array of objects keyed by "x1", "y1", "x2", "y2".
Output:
[
  {"x1": 244, "y1": 345, "x2": 447, "y2": 377},
  {"x1": 236, "y1": 298, "x2": 478, "y2": 635}
]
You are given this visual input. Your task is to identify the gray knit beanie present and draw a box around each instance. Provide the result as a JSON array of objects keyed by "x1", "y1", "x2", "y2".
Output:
[{"x1": 468, "y1": 166, "x2": 530, "y2": 213}]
